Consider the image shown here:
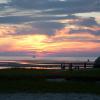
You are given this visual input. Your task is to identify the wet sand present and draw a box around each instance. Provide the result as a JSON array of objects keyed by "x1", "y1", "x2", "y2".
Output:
[{"x1": 0, "y1": 93, "x2": 100, "y2": 100}]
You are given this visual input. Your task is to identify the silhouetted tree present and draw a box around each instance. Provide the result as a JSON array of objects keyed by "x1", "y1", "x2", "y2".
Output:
[{"x1": 94, "y1": 56, "x2": 100, "y2": 68}]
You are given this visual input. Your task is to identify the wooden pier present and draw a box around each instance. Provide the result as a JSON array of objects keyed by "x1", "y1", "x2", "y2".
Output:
[
  {"x1": 60, "y1": 61, "x2": 94, "y2": 70},
  {"x1": 0, "y1": 61, "x2": 94, "y2": 70},
  {"x1": 31, "y1": 61, "x2": 94, "y2": 70}
]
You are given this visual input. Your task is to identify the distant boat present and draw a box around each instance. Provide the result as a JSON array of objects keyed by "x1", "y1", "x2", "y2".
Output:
[{"x1": 33, "y1": 55, "x2": 36, "y2": 58}]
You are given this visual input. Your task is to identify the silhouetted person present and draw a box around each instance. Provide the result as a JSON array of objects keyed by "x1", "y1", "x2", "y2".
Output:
[
  {"x1": 87, "y1": 59, "x2": 90, "y2": 62},
  {"x1": 61, "y1": 63, "x2": 65, "y2": 70}
]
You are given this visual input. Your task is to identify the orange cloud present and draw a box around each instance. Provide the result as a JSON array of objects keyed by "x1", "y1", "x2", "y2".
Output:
[{"x1": 0, "y1": 25, "x2": 100, "y2": 56}]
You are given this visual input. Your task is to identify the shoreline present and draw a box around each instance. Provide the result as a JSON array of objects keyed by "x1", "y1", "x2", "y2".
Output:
[{"x1": 0, "y1": 93, "x2": 100, "y2": 100}]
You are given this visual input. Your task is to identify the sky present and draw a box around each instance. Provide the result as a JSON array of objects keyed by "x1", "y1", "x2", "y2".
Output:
[{"x1": 0, "y1": 0, "x2": 100, "y2": 57}]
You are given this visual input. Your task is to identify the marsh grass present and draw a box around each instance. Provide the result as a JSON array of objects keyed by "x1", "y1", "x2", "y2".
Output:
[{"x1": 0, "y1": 68, "x2": 100, "y2": 93}]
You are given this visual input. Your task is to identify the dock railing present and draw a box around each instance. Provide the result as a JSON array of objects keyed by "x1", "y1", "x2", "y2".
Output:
[
  {"x1": 60, "y1": 61, "x2": 94, "y2": 70},
  {"x1": 30, "y1": 61, "x2": 94, "y2": 70}
]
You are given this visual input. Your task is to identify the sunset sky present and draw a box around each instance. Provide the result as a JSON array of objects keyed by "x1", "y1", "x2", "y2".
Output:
[{"x1": 0, "y1": 0, "x2": 100, "y2": 57}]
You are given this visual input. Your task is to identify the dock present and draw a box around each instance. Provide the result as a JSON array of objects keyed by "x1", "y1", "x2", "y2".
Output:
[
  {"x1": 28, "y1": 61, "x2": 94, "y2": 70},
  {"x1": 0, "y1": 61, "x2": 94, "y2": 70}
]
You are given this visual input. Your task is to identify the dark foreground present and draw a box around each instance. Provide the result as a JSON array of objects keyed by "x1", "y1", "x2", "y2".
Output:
[
  {"x1": 0, "y1": 68, "x2": 100, "y2": 94},
  {"x1": 0, "y1": 93, "x2": 100, "y2": 100}
]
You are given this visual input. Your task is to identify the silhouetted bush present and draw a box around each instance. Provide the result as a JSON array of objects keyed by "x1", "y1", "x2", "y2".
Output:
[{"x1": 94, "y1": 56, "x2": 100, "y2": 68}]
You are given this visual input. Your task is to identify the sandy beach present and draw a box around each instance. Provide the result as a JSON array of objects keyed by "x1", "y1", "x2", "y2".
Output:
[{"x1": 0, "y1": 93, "x2": 100, "y2": 100}]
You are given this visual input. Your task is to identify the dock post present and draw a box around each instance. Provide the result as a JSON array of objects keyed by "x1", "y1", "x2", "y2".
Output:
[
  {"x1": 77, "y1": 66, "x2": 79, "y2": 70},
  {"x1": 84, "y1": 63, "x2": 87, "y2": 69},
  {"x1": 69, "y1": 63, "x2": 73, "y2": 71}
]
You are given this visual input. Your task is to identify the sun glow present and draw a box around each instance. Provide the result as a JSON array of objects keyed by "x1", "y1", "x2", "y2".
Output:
[{"x1": 0, "y1": 25, "x2": 100, "y2": 56}]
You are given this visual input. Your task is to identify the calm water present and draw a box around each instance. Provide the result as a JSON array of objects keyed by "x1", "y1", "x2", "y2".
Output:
[
  {"x1": 0, "y1": 56, "x2": 97, "y2": 69},
  {"x1": 0, "y1": 56, "x2": 96, "y2": 69},
  {"x1": 0, "y1": 56, "x2": 97, "y2": 61},
  {"x1": 0, "y1": 93, "x2": 100, "y2": 100}
]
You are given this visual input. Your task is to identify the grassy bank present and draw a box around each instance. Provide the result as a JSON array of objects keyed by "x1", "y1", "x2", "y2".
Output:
[
  {"x1": 0, "y1": 68, "x2": 100, "y2": 80},
  {"x1": 0, "y1": 68, "x2": 100, "y2": 94},
  {"x1": 0, "y1": 79, "x2": 100, "y2": 94}
]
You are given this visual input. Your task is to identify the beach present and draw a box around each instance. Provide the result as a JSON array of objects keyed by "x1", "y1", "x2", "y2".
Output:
[{"x1": 0, "y1": 93, "x2": 100, "y2": 100}]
